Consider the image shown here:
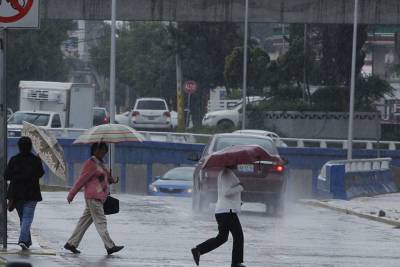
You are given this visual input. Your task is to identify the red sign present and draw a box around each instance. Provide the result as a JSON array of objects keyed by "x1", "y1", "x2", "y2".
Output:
[
  {"x1": 0, "y1": 0, "x2": 34, "y2": 23},
  {"x1": 184, "y1": 80, "x2": 197, "y2": 94}
]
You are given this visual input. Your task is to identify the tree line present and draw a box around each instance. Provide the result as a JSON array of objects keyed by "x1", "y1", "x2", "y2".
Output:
[{"x1": 6, "y1": 20, "x2": 393, "y2": 126}]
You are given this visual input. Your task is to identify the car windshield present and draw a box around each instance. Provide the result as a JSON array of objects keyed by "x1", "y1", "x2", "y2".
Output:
[
  {"x1": 137, "y1": 100, "x2": 167, "y2": 110},
  {"x1": 161, "y1": 167, "x2": 194, "y2": 181},
  {"x1": 93, "y1": 109, "x2": 106, "y2": 117},
  {"x1": 8, "y1": 112, "x2": 50, "y2": 126},
  {"x1": 213, "y1": 136, "x2": 278, "y2": 155}
]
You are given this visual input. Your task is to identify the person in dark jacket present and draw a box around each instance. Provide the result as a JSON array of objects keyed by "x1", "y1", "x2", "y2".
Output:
[{"x1": 4, "y1": 137, "x2": 44, "y2": 250}]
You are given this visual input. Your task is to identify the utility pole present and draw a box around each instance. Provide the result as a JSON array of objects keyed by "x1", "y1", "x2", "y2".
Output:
[
  {"x1": 108, "y1": 0, "x2": 117, "y2": 185},
  {"x1": 175, "y1": 25, "x2": 184, "y2": 131},
  {"x1": 241, "y1": 0, "x2": 249, "y2": 130},
  {"x1": 0, "y1": 29, "x2": 7, "y2": 248},
  {"x1": 347, "y1": 0, "x2": 359, "y2": 160}
]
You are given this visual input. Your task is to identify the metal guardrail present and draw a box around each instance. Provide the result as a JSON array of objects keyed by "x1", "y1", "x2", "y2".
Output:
[
  {"x1": 44, "y1": 128, "x2": 400, "y2": 150},
  {"x1": 280, "y1": 137, "x2": 400, "y2": 150}
]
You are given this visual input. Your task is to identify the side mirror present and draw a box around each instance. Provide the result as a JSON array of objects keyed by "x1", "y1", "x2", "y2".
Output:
[{"x1": 187, "y1": 153, "x2": 201, "y2": 162}]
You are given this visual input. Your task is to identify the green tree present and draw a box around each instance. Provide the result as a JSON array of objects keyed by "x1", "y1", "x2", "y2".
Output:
[
  {"x1": 90, "y1": 22, "x2": 177, "y2": 109},
  {"x1": 169, "y1": 22, "x2": 242, "y2": 125},
  {"x1": 224, "y1": 47, "x2": 270, "y2": 96},
  {"x1": 6, "y1": 19, "x2": 75, "y2": 109}
]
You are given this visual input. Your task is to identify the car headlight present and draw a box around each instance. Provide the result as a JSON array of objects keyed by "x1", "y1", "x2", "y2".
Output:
[
  {"x1": 204, "y1": 114, "x2": 216, "y2": 120},
  {"x1": 187, "y1": 188, "x2": 193, "y2": 194},
  {"x1": 149, "y1": 185, "x2": 158, "y2": 192}
]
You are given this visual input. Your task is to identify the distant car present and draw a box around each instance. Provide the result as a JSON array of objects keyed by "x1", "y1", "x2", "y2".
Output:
[
  {"x1": 202, "y1": 96, "x2": 265, "y2": 128},
  {"x1": 233, "y1": 129, "x2": 288, "y2": 147},
  {"x1": 7, "y1": 110, "x2": 63, "y2": 137},
  {"x1": 191, "y1": 133, "x2": 287, "y2": 214},
  {"x1": 115, "y1": 111, "x2": 131, "y2": 126},
  {"x1": 131, "y1": 98, "x2": 172, "y2": 130},
  {"x1": 149, "y1": 167, "x2": 195, "y2": 197},
  {"x1": 93, "y1": 107, "x2": 109, "y2": 126}
]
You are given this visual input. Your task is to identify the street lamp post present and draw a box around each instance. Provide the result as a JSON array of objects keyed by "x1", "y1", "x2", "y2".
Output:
[
  {"x1": 347, "y1": 0, "x2": 359, "y2": 160},
  {"x1": 242, "y1": 0, "x2": 249, "y2": 130},
  {"x1": 109, "y1": 0, "x2": 116, "y2": 170}
]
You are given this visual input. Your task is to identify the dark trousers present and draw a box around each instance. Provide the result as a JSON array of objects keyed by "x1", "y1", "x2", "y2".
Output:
[{"x1": 196, "y1": 212, "x2": 244, "y2": 265}]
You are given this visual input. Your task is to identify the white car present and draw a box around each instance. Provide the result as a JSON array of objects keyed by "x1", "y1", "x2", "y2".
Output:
[
  {"x1": 131, "y1": 98, "x2": 172, "y2": 130},
  {"x1": 202, "y1": 97, "x2": 265, "y2": 128},
  {"x1": 233, "y1": 129, "x2": 288, "y2": 147},
  {"x1": 7, "y1": 110, "x2": 63, "y2": 137}
]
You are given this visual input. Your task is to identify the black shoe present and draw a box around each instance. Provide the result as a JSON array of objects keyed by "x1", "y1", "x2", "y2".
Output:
[
  {"x1": 18, "y1": 242, "x2": 28, "y2": 250},
  {"x1": 107, "y1": 245, "x2": 124, "y2": 255},
  {"x1": 191, "y1": 248, "x2": 200, "y2": 266},
  {"x1": 232, "y1": 264, "x2": 246, "y2": 267},
  {"x1": 64, "y1": 243, "x2": 81, "y2": 254}
]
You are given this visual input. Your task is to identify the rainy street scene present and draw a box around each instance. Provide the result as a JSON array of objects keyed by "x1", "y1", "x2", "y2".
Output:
[{"x1": 2, "y1": 0, "x2": 400, "y2": 267}]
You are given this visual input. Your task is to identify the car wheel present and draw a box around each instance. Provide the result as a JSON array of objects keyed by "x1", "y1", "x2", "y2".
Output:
[{"x1": 217, "y1": 119, "x2": 235, "y2": 130}]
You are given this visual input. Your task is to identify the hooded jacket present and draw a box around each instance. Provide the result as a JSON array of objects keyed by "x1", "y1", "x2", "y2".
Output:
[{"x1": 68, "y1": 157, "x2": 116, "y2": 202}]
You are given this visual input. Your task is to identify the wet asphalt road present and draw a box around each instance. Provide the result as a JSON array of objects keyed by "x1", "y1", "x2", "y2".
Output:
[{"x1": 30, "y1": 192, "x2": 400, "y2": 267}]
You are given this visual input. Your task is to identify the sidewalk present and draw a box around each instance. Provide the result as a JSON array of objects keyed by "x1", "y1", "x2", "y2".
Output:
[
  {"x1": 0, "y1": 211, "x2": 70, "y2": 267},
  {"x1": 302, "y1": 192, "x2": 400, "y2": 227}
]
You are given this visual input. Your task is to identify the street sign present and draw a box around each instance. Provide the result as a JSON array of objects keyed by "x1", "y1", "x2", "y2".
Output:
[
  {"x1": 184, "y1": 80, "x2": 197, "y2": 94},
  {"x1": 0, "y1": 0, "x2": 39, "y2": 28}
]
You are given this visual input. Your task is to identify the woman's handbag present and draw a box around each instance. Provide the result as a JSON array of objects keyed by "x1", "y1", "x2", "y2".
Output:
[{"x1": 103, "y1": 195, "x2": 119, "y2": 215}]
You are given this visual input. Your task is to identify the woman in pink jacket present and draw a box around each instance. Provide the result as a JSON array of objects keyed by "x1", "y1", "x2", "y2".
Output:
[{"x1": 64, "y1": 142, "x2": 124, "y2": 255}]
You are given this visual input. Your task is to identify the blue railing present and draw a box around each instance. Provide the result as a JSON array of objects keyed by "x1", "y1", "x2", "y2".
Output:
[{"x1": 7, "y1": 138, "x2": 400, "y2": 195}]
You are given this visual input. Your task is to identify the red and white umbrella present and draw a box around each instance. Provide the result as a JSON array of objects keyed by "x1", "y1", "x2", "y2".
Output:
[{"x1": 202, "y1": 144, "x2": 281, "y2": 169}]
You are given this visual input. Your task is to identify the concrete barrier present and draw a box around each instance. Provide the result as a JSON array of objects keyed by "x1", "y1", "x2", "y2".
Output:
[{"x1": 317, "y1": 158, "x2": 397, "y2": 200}]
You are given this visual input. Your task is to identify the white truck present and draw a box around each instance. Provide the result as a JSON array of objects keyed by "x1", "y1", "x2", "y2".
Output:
[{"x1": 8, "y1": 81, "x2": 95, "y2": 137}]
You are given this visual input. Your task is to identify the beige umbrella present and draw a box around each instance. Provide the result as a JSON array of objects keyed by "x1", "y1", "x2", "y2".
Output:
[
  {"x1": 22, "y1": 121, "x2": 67, "y2": 180},
  {"x1": 73, "y1": 123, "x2": 145, "y2": 144}
]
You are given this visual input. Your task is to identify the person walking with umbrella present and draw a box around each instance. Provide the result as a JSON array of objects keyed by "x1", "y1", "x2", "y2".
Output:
[
  {"x1": 4, "y1": 137, "x2": 45, "y2": 250},
  {"x1": 64, "y1": 142, "x2": 124, "y2": 255},
  {"x1": 191, "y1": 165, "x2": 245, "y2": 267}
]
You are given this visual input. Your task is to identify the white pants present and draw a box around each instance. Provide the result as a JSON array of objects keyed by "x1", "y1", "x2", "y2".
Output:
[{"x1": 67, "y1": 199, "x2": 115, "y2": 249}]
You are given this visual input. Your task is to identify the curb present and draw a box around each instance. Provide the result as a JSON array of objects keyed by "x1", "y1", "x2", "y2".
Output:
[
  {"x1": 2, "y1": 212, "x2": 57, "y2": 257},
  {"x1": 300, "y1": 199, "x2": 400, "y2": 227}
]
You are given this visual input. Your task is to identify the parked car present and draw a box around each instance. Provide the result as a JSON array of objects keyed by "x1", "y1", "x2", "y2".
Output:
[
  {"x1": 202, "y1": 96, "x2": 265, "y2": 128},
  {"x1": 149, "y1": 167, "x2": 195, "y2": 197},
  {"x1": 191, "y1": 133, "x2": 287, "y2": 214},
  {"x1": 233, "y1": 129, "x2": 288, "y2": 147},
  {"x1": 7, "y1": 110, "x2": 63, "y2": 137},
  {"x1": 93, "y1": 107, "x2": 109, "y2": 126},
  {"x1": 131, "y1": 98, "x2": 172, "y2": 130}
]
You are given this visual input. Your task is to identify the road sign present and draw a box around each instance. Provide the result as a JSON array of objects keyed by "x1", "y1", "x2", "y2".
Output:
[
  {"x1": 0, "y1": 0, "x2": 39, "y2": 28},
  {"x1": 184, "y1": 80, "x2": 197, "y2": 94}
]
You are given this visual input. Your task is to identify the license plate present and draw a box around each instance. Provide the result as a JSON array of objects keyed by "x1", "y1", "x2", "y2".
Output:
[
  {"x1": 237, "y1": 164, "x2": 254, "y2": 173},
  {"x1": 146, "y1": 115, "x2": 157, "y2": 120}
]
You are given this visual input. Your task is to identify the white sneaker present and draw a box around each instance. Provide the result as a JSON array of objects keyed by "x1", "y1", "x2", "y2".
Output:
[{"x1": 18, "y1": 242, "x2": 28, "y2": 250}]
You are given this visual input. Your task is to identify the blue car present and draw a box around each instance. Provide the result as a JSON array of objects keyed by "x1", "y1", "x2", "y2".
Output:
[{"x1": 149, "y1": 167, "x2": 195, "y2": 197}]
